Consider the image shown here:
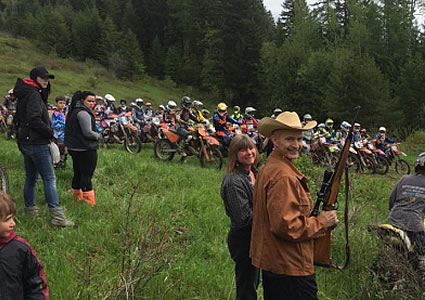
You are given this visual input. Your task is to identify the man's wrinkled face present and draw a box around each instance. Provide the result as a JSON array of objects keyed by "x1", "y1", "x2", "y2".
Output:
[{"x1": 271, "y1": 129, "x2": 304, "y2": 161}]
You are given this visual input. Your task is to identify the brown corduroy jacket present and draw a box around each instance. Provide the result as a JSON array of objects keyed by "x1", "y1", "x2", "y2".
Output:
[{"x1": 250, "y1": 149, "x2": 328, "y2": 276}]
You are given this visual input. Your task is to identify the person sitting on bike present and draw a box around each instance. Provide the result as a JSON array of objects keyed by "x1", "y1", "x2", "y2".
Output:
[
  {"x1": 213, "y1": 102, "x2": 239, "y2": 142},
  {"x1": 144, "y1": 102, "x2": 155, "y2": 121},
  {"x1": 388, "y1": 152, "x2": 425, "y2": 281},
  {"x1": 231, "y1": 105, "x2": 243, "y2": 121},
  {"x1": 322, "y1": 118, "x2": 336, "y2": 143},
  {"x1": 164, "y1": 100, "x2": 177, "y2": 126},
  {"x1": 104, "y1": 94, "x2": 118, "y2": 116},
  {"x1": 242, "y1": 106, "x2": 258, "y2": 137},
  {"x1": 360, "y1": 128, "x2": 370, "y2": 140},
  {"x1": 131, "y1": 98, "x2": 145, "y2": 131},
  {"x1": 157, "y1": 105, "x2": 166, "y2": 122},
  {"x1": 352, "y1": 122, "x2": 362, "y2": 143},
  {"x1": 302, "y1": 113, "x2": 315, "y2": 144},
  {"x1": 175, "y1": 96, "x2": 198, "y2": 157},
  {"x1": 271, "y1": 108, "x2": 283, "y2": 119},
  {"x1": 190, "y1": 100, "x2": 206, "y2": 124},
  {"x1": 375, "y1": 126, "x2": 395, "y2": 155},
  {"x1": 335, "y1": 121, "x2": 351, "y2": 141},
  {"x1": 1, "y1": 89, "x2": 18, "y2": 140},
  {"x1": 117, "y1": 99, "x2": 129, "y2": 115},
  {"x1": 93, "y1": 95, "x2": 106, "y2": 120}
]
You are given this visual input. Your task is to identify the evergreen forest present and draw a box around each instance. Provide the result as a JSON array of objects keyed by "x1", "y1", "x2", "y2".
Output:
[{"x1": 1, "y1": 0, "x2": 425, "y2": 129}]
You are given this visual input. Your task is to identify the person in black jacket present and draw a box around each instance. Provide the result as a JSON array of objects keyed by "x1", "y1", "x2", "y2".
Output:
[
  {"x1": 14, "y1": 66, "x2": 74, "y2": 227},
  {"x1": 65, "y1": 91, "x2": 100, "y2": 207},
  {"x1": 0, "y1": 192, "x2": 49, "y2": 299}
]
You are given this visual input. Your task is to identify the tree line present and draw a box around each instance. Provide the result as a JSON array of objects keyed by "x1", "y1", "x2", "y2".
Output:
[{"x1": 0, "y1": 0, "x2": 424, "y2": 129}]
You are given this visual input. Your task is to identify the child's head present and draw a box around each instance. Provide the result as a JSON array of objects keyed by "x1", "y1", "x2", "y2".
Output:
[
  {"x1": 55, "y1": 96, "x2": 66, "y2": 111},
  {"x1": 0, "y1": 193, "x2": 16, "y2": 238}
]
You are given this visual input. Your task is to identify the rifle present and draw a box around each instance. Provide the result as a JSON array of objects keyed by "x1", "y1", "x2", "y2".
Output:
[{"x1": 311, "y1": 107, "x2": 360, "y2": 269}]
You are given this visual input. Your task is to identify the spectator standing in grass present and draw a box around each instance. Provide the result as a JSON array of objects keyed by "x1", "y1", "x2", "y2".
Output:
[
  {"x1": 65, "y1": 91, "x2": 101, "y2": 207},
  {"x1": 51, "y1": 95, "x2": 67, "y2": 168},
  {"x1": 14, "y1": 66, "x2": 74, "y2": 227},
  {"x1": 0, "y1": 193, "x2": 49, "y2": 299},
  {"x1": 221, "y1": 134, "x2": 260, "y2": 300}
]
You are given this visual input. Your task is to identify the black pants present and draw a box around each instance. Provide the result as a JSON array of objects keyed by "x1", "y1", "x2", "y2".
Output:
[
  {"x1": 68, "y1": 150, "x2": 97, "y2": 191},
  {"x1": 227, "y1": 226, "x2": 259, "y2": 300},
  {"x1": 262, "y1": 270, "x2": 318, "y2": 300}
]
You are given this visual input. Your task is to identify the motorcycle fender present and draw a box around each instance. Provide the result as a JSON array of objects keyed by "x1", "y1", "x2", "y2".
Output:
[
  {"x1": 164, "y1": 130, "x2": 180, "y2": 144},
  {"x1": 349, "y1": 147, "x2": 357, "y2": 154},
  {"x1": 203, "y1": 136, "x2": 220, "y2": 146}
]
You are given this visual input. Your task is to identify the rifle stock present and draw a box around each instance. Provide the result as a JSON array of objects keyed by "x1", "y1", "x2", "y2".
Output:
[{"x1": 312, "y1": 107, "x2": 360, "y2": 268}]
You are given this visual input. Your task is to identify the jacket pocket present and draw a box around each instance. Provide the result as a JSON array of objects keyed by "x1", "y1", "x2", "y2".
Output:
[{"x1": 298, "y1": 196, "x2": 312, "y2": 216}]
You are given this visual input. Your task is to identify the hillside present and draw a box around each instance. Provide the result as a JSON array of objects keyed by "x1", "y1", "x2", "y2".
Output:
[
  {"x1": 1, "y1": 32, "x2": 425, "y2": 299},
  {"x1": 0, "y1": 31, "x2": 186, "y2": 108}
]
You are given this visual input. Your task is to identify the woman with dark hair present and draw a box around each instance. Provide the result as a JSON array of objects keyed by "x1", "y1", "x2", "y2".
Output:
[
  {"x1": 65, "y1": 91, "x2": 100, "y2": 207},
  {"x1": 220, "y1": 134, "x2": 260, "y2": 300}
]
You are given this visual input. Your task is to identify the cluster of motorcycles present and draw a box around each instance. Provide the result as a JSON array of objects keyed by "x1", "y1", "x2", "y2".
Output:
[
  {"x1": 94, "y1": 111, "x2": 225, "y2": 170},
  {"x1": 307, "y1": 134, "x2": 410, "y2": 175},
  {"x1": 0, "y1": 108, "x2": 17, "y2": 141}
]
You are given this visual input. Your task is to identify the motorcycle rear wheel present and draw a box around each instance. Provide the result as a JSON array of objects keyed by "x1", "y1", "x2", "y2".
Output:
[
  {"x1": 199, "y1": 147, "x2": 223, "y2": 170},
  {"x1": 395, "y1": 159, "x2": 410, "y2": 175},
  {"x1": 124, "y1": 134, "x2": 142, "y2": 153},
  {"x1": 347, "y1": 154, "x2": 361, "y2": 172},
  {"x1": 0, "y1": 163, "x2": 9, "y2": 193},
  {"x1": 154, "y1": 139, "x2": 175, "y2": 161},
  {"x1": 362, "y1": 156, "x2": 376, "y2": 175}
]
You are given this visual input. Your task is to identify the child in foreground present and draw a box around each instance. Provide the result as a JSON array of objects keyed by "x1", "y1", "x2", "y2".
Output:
[{"x1": 0, "y1": 193, "x2": 49, "y2": 299}]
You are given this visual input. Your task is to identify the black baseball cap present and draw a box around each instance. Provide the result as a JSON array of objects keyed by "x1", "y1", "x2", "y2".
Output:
[{"x1": 29, "y1": 66, "x2": 55, "y2": 80}]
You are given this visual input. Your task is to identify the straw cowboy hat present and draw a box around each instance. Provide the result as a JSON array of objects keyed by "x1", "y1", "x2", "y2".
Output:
[{"x1": 258, "y1": 111, "x2": 317, "y2": 137}]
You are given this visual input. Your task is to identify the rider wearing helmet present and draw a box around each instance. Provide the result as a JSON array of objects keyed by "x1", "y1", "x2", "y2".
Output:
[
  {"x1": 242, "y1": 106, "x2": 258, "y2": 133},
  {"x1": 118, "y1": 99, "x2": 129, "y2": 114},
  {"x1": 201, "y1": 109, "x2": 210, "y2": 119},
  {"x1": 301, "y1": 113, "x2": 315, "y2": 143},
  {"x1": 104, "y1": 93, "x2": 118, "y2": 116},
  {"x1": 271, "y1": 108, "x2": 283, "y2": 119},
  {"x1": 144, "y1": 101, "x2": 154, "y2": 121},
  {"x1": 157, "y1": 105, "x2": 166, "y2": 123},
  {"x1": 231, "y1": 105, "x2": 243, "y2": 121},
  {"x1": 388, "y1": 151, "x2": 425, "y2": 280},
  {"x1": 190, "y1": 100, "x2": 206, "y2": 123},
  {"x1": 321, "y1": 118, "x2": 336, "y2": 143},
  {"x1": 335, "y1": 121, "x2": 351, "y2": 141},
  {"x1": 131, "y1": 98, "x2": 145, "y2": 129},
  {"x1": 352, "y1": 123, "x2": 362, "y2": 142},
  {"x1": 175, "y1": 96, "x2": 198, "y2": 157},
  {"x1": 375, "y1": 126, "x2": 395, "y2": 154},
  {"x1": 1, "y1": 88, "x2": 17, "y2": 113},
  {"x1": 164, "y1": 100, "x2": 177, "y2": 125},
  {"x1": 93, "y1": 95, "x2": 105, "y2": 118},
  {"x1": 213, "y1": 102, "x2": 239, "y2": 141}
]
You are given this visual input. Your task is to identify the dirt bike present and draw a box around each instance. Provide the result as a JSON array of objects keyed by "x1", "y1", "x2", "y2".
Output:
[
  {"x1": 349, "y1": 141, "x2": 376, "y2": 174},
  {"x1": 310, "y1": 136, "x2": 339, "y2": 168},
  {"x1": 0, "y1": 161, "x2": 9, "y2": 193},
  {"x1": 138, "y1": 117, "x2": 160, "y2": 144},
  {"x1": 154, "y1": 125, "x2": 223, "y2": 169},
  {"x1": 98, "y1": 114, "x2": 142, "y2": 153},
  {"x1": 365, "y1": 140, "x2": 389, "y2": 175},
  {"x1": 368, "y1": 224, "x2": 423, "y2": 296},
  {"x1": 385, "y1": 143, "x2": 411, "y2": 175},
  {"x1": 0, "y1": 109, "x2": 17, "y2": 140}
]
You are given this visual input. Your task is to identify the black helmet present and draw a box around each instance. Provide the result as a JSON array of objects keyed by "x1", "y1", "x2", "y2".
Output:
[{"x1": 181, "y1": 96, "x2": 192, "y2": 108}]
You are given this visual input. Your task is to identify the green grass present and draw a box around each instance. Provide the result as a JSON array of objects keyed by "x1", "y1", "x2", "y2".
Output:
[{"x1": 2, "y1": 30, "x2": 425, "y2": 299}]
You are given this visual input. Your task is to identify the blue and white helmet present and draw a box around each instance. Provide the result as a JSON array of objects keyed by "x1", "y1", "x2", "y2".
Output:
[{"x1": 414, "y1": 152, "x2": 425, "y2": 171}]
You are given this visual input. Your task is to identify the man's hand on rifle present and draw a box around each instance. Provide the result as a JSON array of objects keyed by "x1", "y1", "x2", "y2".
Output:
[{"x1": 320, "y1": 210, "x2": 339, "y2": 228}]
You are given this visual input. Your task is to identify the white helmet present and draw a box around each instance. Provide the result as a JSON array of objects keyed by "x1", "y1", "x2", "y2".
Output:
[
  {"x1": 340, "y1": 121, "x2": 351, "y2": 131},
  {"x1": 414, "y1": 152, "x2": 425, "y2": 171},
  {"x1": 135, "y1": 98, "x2": 144, "y2": 104},
  {"x1": 104, "y1": 94, "x2": 116, "y2": 102},
  {"x1": 245, "y1": 106, "x2": 256, "y2": 116},
  {"x1": 379, "y1": 126, "x2": 386, "y2": 133},
  {"x1": 167, "y1": 100, "x2": 177, "y2": 111},
  {"x1": 192, "y1": 100, "x2": 203, "y2": 108},
  {"x1": 353, "y1": 123, "x2": 361, "y2": 131},
  {"x1": 159, "y1": 104, "x2": 165, "y2": 110},
  {"x1": 303, "y1": 113, "x2": 312, "y2": 121}
]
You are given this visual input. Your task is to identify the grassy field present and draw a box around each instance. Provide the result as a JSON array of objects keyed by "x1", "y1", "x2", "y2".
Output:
[{"x1": 1, "y1": 30, "x2": 425, "y2": 299}]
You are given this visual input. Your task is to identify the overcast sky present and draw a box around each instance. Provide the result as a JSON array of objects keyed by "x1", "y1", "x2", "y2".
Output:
[{"x1": 263, "y1": 0, "x2": 424, "y2": 23}]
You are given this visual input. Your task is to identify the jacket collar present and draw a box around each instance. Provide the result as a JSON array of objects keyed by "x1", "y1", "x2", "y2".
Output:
[
  {"x1": 269, "y1": 149, "x2": 305, "y2": 181},
  {"x1": 23, "y1": 78, "x2": 41, "y2": 89},
  {"x1": 0, "y1": 230, "x2": 16, "y2": 248}
]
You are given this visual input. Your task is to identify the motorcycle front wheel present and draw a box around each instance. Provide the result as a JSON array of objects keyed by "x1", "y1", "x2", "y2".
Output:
[
  {"x1": 347, "y1": 154, "x2": 361, "y2": 172},
  {"x1": 375, "y1": 157, "x2": 389, "y2": 175},
  {"x1": 154, "y1": 139, "x2": 176, "y2": 161},
  {"x1": 395, "y1": 159, "x2": 410, "y2": 175},
  {"x1": 362, "y1": 156, "x2": 376, "y2": 175},
  {"x1": 124, "y1": 134, "x2": 142, "y2": 153},
  {"x1": 199, "y1": 146, "x2": 223, "y2": 170}
]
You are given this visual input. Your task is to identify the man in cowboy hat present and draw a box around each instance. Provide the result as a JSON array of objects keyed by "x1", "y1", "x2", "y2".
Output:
[{"x1": 250, "y1": 111, "x2": 339, "y2": 300}]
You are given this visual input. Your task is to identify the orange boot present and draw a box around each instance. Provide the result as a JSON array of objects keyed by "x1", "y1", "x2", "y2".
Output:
[
  {"x1": 82, "y1": 190, "x2": 96, "y2": 207},
  {"x1": 72, "y1": 189, "x2": 83, "y2": 201}
]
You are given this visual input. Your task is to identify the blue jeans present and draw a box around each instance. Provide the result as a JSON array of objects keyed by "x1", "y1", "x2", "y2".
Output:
[{"x1": 18, "y1": 144, "x2": 60, "y2": 208}]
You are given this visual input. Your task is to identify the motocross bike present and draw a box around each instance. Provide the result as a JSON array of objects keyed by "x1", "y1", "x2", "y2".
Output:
[
  {"x1": 368, "y1": 224, "x2": 423, "y2": 297},
  {"x1": 98, "y1": 114, "x2": 142, "y2": 153},
  {"x1": 0, "y1": 161, "x2": 9, "y2": 193},
  {"x1": 365, "y1": 140, "x2": 389, "y2": 175},
  {"x1": 138, "y1": 117, "x2": 160, "y2": 144},
  {"x1": 154, "y1": 125, "x2": 223, "y2": 170},
  {"x1": 310, "y1": 136, "x2": 339, "y2": 168},
  {"x1": 348, "y1": 141, "x2": 376, "y2": 174},
  {"x1": 385, "y1": 143, "x2": 410, "y2": 175}
]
